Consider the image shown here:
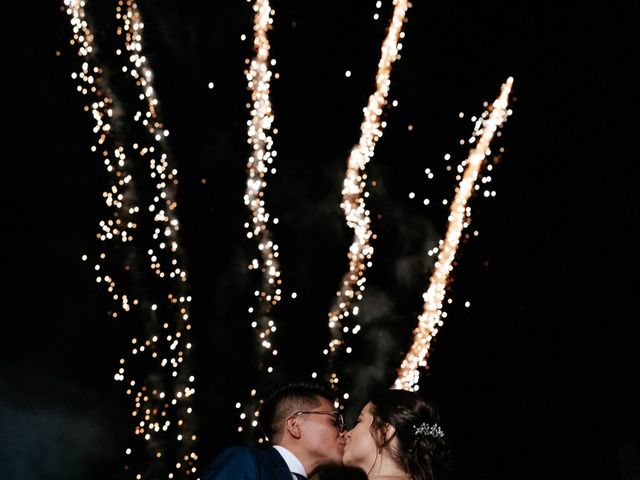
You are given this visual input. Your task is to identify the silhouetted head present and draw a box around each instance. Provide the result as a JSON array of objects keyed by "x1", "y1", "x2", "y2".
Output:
[
  {"x1": 260, "y1": 382, "x2": 345, "y2": 477},
  {"x1": 344, "y1": 389, "x2": 452, "y2": 480}
]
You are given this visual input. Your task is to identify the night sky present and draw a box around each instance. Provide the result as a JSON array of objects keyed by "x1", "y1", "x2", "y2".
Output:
[{"x1": 3, "y1": 1, "x2": 638, "y2": 480}]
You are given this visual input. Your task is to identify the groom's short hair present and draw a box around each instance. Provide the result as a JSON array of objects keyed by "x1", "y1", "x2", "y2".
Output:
[{"x1": 259, "y1": 381, "x2": 334, "y2": 442}]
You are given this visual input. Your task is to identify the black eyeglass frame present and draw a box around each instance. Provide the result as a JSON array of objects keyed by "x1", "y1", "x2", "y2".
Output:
[{"x1": 291, "y1": 410, "x2": 345, "y2": 432}]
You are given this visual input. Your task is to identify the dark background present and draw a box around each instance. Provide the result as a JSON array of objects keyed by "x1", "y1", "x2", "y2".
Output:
[{"x1": 3, "y1": 1, "x2": 638, "y2": 480}]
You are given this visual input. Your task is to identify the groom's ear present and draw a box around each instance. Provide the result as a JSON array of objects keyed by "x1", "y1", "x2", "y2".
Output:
[{"x1": 285, "y1": 414, "x2": 303, "y2": 439}]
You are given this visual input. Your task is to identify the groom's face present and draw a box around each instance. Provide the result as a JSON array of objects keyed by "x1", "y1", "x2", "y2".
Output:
[{"x1": 299, "y1": 397, "x2": 345, "y2": 467}]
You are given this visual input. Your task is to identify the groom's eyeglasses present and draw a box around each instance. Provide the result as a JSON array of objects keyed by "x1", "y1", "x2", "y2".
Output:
[{"x1": 292, "y1": 410, "x2": 345, "y2": 433}]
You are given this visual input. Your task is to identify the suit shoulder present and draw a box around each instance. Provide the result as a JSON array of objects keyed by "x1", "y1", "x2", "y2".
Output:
[{"x1": 219, "y1": 446, "x2": 259, "y2": 459}]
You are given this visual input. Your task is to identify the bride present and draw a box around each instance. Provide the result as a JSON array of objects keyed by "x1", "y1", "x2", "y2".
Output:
[{"x1": 342, "y1": 389, "x2": 452, "y2": 480}]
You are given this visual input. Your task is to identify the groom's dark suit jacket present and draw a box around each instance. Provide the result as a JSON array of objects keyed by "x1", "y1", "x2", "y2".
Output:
[{"x1": 201, "y1": 445, "x2": 294, "y2": 480}]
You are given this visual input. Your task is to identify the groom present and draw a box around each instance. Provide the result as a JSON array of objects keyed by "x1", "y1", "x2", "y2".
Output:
[{"x1": 202, "y1": 382, "x2": 346, "y2": 480}]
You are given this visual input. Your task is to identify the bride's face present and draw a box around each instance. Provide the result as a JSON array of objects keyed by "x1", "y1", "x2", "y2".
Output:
[{"x1": 342, "y1": 402, "x2": 379, "y2": 471}]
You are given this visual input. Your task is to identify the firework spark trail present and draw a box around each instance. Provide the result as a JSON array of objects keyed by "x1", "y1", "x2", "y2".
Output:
[
  {"x1": 64, "y1": 2, "x2": 141, "y2": 325},
  {"x1": 394, "y1": 77, "x2": 514, "y2": 392},
  {"x1": 116, "y1": 1, "x2": 198, "y2": 476},
  {"x1": 324, "y1": 0, "x2": 411, "y2": 393},
  {"x1": 238, "y1": 0, "x2": 284, "y2": 441},
  {"x1": 66, "y1": 1, "x2": 197, "y2": 477},
  {"x1": 65, "y1": 0, "x2": 136, "y2": 309}
]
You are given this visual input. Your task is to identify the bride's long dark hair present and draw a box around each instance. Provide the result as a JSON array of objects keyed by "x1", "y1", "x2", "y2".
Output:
[{"x1": 369, "y1": 389, "x2": 452, "y2": 480}]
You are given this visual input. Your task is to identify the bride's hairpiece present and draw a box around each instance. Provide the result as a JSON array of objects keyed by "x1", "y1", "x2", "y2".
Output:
[{"x1": 413, "y1": 422, "x2": 445, "y2": 438}]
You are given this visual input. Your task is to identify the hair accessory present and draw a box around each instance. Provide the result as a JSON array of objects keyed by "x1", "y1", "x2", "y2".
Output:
[{"x1": 413, "y1": 422, "x2": 445, "y2": 438}]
